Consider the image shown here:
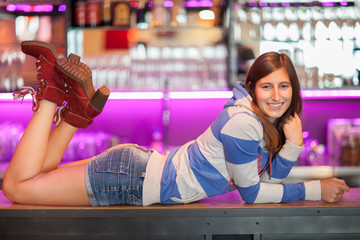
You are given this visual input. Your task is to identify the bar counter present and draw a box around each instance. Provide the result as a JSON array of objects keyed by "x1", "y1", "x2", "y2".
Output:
[{"x1": 1, "y1": 189, "x2": 360, "y2": 240}]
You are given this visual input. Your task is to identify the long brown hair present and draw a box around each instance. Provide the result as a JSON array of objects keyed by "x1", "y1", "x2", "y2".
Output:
[{"x1": 245, "y1": 52, "x2": 302, "y2": 156}]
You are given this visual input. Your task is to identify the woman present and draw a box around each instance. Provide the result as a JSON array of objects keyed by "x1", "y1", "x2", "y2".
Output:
[{"x1": 2, "y1": 41, "x2": 349, "y2": 206}]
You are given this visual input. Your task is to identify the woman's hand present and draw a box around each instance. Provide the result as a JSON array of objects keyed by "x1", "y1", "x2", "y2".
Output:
[
  {"x1": 283, "y1": 113, "x2": 303, "y2": 147},
  {"x1": 320, "y1": 178, "x2": 350, "y2": 203}
]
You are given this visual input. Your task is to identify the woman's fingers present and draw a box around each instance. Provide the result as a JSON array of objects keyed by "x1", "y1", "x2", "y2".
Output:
[
  {"x1": 320, "y1": 178, "x2": 350, "y2": 203},
  {"x1": 283, "y1": 113, "x2": 303, "y2": 146}
]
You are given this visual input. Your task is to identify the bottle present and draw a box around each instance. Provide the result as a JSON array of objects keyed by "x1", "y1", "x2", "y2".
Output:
[
  {"x1": 112, "y1": 1, "x2": 131, "y2": 27},
  {"x1": 75, "y1": 0, "x2": 86, "y2": 27},
  {"x1": 86, "y1": 0, "x2": 100, "y2": 27},
  {"x1": 100, "y1": 0, "x2": 112, "y2": 26},
  {"x1": 211, "y1": 0, "x2": 224, "y2": 26},
  {"x1": 136, "y1": 0, "x2": 147, "y2": 28},
  {"x1": 151, "y1": 0, "x2": 167, "y2": 27},
  {"x1": 341, "y1": 132, "x2": 360, "y2": 166}
]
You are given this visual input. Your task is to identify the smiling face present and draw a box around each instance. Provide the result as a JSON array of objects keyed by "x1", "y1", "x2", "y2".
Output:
[{"x1": 254, "y1": 68, "x2": 292, "y2": 123}]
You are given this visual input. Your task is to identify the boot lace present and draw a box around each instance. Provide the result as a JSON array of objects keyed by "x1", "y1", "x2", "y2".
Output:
[
  {"x1": 13, "y1": 86, "x2": 39, "y2": 111},
  {"x1": 12, "y1": 57, "x2": 48, "y2": 112}
]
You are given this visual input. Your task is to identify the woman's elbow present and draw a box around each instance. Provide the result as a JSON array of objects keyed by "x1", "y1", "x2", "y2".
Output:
[{"x1": 241, "y1": 195, "x2": 256, "y2": 204}]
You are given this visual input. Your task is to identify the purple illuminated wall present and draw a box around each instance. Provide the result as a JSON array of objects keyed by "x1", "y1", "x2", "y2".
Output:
[
  {"x1": 90, "y1": 98, "x2": 163, "y2": 145},
  {"x1": 0, "y1": 99, "x2": 163, "y2": 146},
  {"x1": 167, "y1": 98, "x2": 360, "y2": 146},
  {"x1": 301, "y1": 99, "x2": 360, "y2": 143},
  {"x1": 0, "y1": 98, "x2": 359, "y2": 147},
  {"x1": 167, "y1": 98, "x2": 222, "y2": 146}
]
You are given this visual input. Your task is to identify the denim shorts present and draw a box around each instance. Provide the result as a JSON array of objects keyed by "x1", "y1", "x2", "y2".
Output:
[{"x1": 85, "y1": 144, "x2": 152, "y2": 206}]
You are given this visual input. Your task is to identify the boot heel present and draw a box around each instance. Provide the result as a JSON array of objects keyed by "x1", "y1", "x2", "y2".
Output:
[{"x1": 91, "y1": 85, "x2": 110, "y2": 112}]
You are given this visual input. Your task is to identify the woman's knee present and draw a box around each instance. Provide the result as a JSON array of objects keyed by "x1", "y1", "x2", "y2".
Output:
[
  {"x1": 2, "y1": 178, "x2": 18, "y2": 203},
  {"x1": 2, "y1": 175, "x2": 32, "y2": 204}
]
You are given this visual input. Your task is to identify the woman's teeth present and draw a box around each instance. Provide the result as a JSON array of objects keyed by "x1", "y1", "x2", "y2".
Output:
[{"x1": 268, "y1": 103, "x2": 282, "y2": 108}]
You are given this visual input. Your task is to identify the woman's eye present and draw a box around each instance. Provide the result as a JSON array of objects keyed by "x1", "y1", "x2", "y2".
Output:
[
  {"x1": 280, "y1": 83, "x2": 290, "y2": 88},
  {"x1": 262, "y1": 85, "x2": 271, "y2": 89}
]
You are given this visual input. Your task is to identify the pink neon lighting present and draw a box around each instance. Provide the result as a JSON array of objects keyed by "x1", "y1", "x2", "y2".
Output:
[
  {"x1": 198, "y1": 0, "x2": 213, "y2": 7},
  {"x1": 108, "y1": 92, "x2": 164, "y2": 99},
  {"x1": 259, "y1": 1, "x2": 268, "y2": 7},
  {"x1": 58, "y1": 4, "x2": 66, "y2": 12},
  {"x1": 169, "y1": 91, "x2": 231, "y2": 99},
  {"x1": 185, "y1": 0, "x2": 213, "y2": 7},
  {"x1": 2, "y1": 89, "x2": 359, "y2": 100},
  {"x1": 248, "y1": 1, "x2": 258, "y2": 7},
  {"x1": 19, "y1": 5, "x2": 31, "y2": 12},
  {"x1": 321, "y1": 2, "x2": 336, "y2": 6},
  {"x1": 164, "y1": 0, "x2": 174, "y2": 7},
  {"x1": 6, "y1": 4, "x2": 55, "y2": 12},
  {"x1": 6, "y1": 4, "x2": 16, "y2": 12},
  {"x1": 33, "y1": 4, "x2": 53, "y2": 12},
  {"x1": 301, "y1": 89, "x2": 360, "y2": 99}
]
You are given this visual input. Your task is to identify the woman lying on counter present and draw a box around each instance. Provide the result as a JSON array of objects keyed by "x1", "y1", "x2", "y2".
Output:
[{"x1": 2, "y1": 41, "x2": 350, "y2": 206}]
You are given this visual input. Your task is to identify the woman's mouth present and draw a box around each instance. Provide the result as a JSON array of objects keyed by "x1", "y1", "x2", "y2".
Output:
[{"x1": 267, "y1": 102, "x2": 284, "y2": 109}]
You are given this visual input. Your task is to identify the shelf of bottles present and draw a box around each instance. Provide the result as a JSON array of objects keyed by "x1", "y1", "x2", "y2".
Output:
[
  {"x1": 234, "y1": 0, "x2": 360, "y2": 90},
  {"x1": 0, "y1": 2, "x2": 67, "y2": 92},
  {"x1": 66, "y1": 0, "x2": 230, "y2": 92}
]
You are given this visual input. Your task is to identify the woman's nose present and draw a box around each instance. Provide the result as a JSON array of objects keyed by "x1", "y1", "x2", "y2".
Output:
[{"x1": 271, "y1": 88, "x2": 281, "y2": 101}]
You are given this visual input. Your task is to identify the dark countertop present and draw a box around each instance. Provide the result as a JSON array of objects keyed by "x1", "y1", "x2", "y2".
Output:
[{"x1": 1, "y1": 189, "x2": 360, "y2": 240}]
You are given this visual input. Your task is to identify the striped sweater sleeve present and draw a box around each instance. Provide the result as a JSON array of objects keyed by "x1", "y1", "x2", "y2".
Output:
[
  {"x1": 261, "y1": 140, "x2": 302, "y2": 181},
  {"x1": 260, "y1": 140, "x2": 321, "y2": 202},
  {"x1": 221, "y1": 114, "x2": 320, "y2": 203}
]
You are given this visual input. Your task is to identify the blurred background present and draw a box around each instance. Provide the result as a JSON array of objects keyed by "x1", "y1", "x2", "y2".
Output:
[{"x1": 0, "y1": 0, "x2": 360, "y2": 187}]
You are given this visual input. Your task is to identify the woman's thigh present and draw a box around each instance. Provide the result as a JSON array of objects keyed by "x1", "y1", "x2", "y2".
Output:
[{"x1": 16, "y1": 163, "x2": 90, "y2": 205}]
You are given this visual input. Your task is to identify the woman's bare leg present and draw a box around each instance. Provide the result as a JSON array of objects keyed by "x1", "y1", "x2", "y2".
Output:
[
  {"x1": 41, "y1": 120, "x2": 77, "y2": 172},
  {"x1": 3, "y1": 50, "x2": 109, "y2": 205},
  {"x1": 5, "y1": 100, "x2": 57, "y2": 183},
  {"x1": 8, "y1": 162, "x2": 90, "y2": 205},
  {"x1": 2, "y1": 100, "x2": 90, "y2": 205}
]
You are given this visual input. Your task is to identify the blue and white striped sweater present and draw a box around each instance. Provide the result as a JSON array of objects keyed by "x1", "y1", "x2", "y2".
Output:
[{"x1": 142, "y1": 82, "x2": 321, "y2": 206}]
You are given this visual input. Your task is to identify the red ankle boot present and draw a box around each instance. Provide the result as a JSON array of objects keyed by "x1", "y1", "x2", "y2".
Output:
[
  {"x1": 13, "y1": 41, "x2": 65, "y2": 112},
  {"x1": 55, "y1": 55, "x2": 110, "y2": 129}
]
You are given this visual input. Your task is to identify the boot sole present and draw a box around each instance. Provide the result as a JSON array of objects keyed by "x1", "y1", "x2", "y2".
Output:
[
  {"x1": 21, "y1": 41, "x2": 58, "y2": 62},
  {"x1": 67, "y1": 54, "x2": 92, "y2": 79},
  {"x1": 56, "y1": 57, "x2": 110, "y2": 111},
  {"x1": 56, "y1": 57, "x2": 95, "y2": 101}
]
